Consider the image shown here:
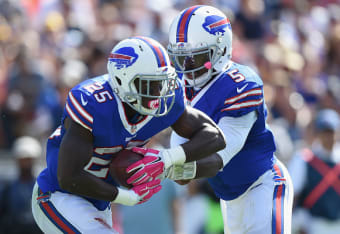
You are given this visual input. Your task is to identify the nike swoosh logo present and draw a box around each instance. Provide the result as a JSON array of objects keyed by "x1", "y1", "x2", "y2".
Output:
[
  {"x1": 80, "y1": 94, "x2": 88, "y2": 106},
  {"x1": 236, "y1": 84, "x2": 248, "y2": 93}
]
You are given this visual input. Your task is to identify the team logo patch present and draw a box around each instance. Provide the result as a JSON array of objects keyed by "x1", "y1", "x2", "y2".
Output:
[
  {"x1": 109, "y1": 47, "x2": 139, "y2": 69},
  {"x1": 177, "y1": 42, "x2": 185, "y2": 48},
  {"x1": 202, "y1": 15, "x2": 231, "y2": 35}
]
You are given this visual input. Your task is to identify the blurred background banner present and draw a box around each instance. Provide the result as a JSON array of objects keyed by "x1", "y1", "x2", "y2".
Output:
[{"x1": 0, "y1": 0, "x2": 339, "y2": 234}]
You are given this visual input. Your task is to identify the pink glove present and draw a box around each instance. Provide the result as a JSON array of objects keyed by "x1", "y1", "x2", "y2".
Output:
[
  {"x1": 132, "y1": 179, "x2": 162, "y2": 204},
  {"x1": 126, "y1": 147, "x2": 164, "y2": 186}
]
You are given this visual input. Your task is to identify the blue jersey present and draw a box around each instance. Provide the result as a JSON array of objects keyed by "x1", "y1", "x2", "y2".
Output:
[
  {"x1": 37, "y1": 74, "x2": 185, "y2": 211},
  {"x1": 184, "y1": 62, "x2": 276, "y2": 200}
]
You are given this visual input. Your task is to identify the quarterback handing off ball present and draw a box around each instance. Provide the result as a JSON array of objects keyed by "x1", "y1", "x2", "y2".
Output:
[{"x1": 109, "y1": 149, "x2": 143, "y2": 188}]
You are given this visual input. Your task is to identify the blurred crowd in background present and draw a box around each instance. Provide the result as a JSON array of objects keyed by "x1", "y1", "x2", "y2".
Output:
[{"x1": 0, "y1": 0, "x2": 339, "y2": 233}]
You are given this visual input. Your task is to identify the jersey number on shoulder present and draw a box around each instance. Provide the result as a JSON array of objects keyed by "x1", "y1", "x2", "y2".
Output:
[
  {"x1": 227, "y1": 69, "x2": 245, "y2": 83},
  {"x1": 84, "y1": 82, "x2": 113, "y2": 103},
  {"x1": 94, "y1": 91, "x2": 113, "y2": 103}
]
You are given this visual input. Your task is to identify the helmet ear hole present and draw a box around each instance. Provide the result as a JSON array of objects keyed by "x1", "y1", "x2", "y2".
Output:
[{"x1": 115, "y1": 76, "x2": 122, "y2": 86}]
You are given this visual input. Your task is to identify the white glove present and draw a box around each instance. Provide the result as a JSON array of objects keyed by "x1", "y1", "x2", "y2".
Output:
[
  {"x1": 166, "y1": 161, "x2": 197, "y2": 180},
  {"x1": 112, "y1": 179, "x2": 162, "y2": 206}
]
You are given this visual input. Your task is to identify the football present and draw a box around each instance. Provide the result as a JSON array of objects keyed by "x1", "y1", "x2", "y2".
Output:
[{"x1": 109, "y1": 149, "x2": 143, "y2": 188}]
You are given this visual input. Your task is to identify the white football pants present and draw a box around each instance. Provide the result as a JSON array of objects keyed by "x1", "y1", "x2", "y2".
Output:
[
  {"x1": 220, "y1": 160, "x2": 294, "y2": 234},
  {"x1": 32, "y1": 183, "x2": 118, "y2": 234}
]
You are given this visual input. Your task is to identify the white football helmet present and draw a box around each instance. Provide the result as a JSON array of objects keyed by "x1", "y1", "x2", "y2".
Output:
[
  {"x1": 168, "y1": 5, "x2": 232, "y2": 87},
  {"x1": 107, "y1": 36, "x2": 177, "y2": 117}
]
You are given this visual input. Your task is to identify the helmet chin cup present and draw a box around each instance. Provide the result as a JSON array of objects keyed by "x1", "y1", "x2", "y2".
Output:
[
  {"x1": 130, "y1": 99, "x2": 168, "y2": 116},
  {"x1": 148, "y1": 99, "x2": 160, "y2": 109}
]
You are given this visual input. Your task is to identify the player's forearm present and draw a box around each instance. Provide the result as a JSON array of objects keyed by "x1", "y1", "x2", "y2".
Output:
[
  {"x1": 58, "y1": 170, "x2": 118, "y2": 201},
  {"x1": 195, "y1": 153, "x2": 223, "y2": 178},
  {"x1": 165, "y1": 153, "x2": 222, "y2": 181},
  {"x1": 182, "y1": 123, "x2": 226, "y2": 162}
]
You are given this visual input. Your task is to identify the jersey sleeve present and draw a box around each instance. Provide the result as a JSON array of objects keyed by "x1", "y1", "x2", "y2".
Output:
[
  {"x1": 220, "y1": 82, "x2": 263, "y2": 117},
  {"x1": 64, "y1": 89, "x2": 94, "y2": 132}
]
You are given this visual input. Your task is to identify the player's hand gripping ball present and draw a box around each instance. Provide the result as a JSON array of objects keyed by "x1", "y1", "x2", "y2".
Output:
[
  {"x1": 109, "y1": 149, "x2": 143, "y2": 189},
  {"x1": 126, "y1": 147, "x2": 165, "y2": 186}
]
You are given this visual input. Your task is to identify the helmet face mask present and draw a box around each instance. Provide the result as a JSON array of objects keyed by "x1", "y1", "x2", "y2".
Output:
[
  {"x1": 124, "y1": 72, "x2": 177, "y2": 116},
  {"x1": 107, "y1": 37, "x2": 177, "y2": 117},
  {"x1": 168, "y1": 5, "x2": 232, "y2": 88},
  {"x1": 168, "y1": 42, "x2": 223, "y2": 87}
]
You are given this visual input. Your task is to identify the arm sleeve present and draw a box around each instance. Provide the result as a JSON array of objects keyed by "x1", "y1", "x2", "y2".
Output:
[{"x1": 216, "y1": 110, "x2": 257, "y2": 168}]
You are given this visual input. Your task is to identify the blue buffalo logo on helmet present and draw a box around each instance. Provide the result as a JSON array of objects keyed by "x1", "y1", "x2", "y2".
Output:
[
  {"x1": 202, "y1": 15, "x2": 231, "y2": 36},
  {"x1": 109, "y1": 47, "x2": 139, "y2": 69}
]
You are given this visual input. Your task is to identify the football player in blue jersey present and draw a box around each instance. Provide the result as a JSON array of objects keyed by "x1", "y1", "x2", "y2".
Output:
[
  {"x1": 167, "y1": 5, "x2": 294, "y2": 234},
  {"x1": 31, "y1": 36, "x2": 226, "y2": 233}
]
